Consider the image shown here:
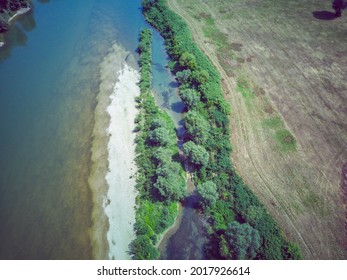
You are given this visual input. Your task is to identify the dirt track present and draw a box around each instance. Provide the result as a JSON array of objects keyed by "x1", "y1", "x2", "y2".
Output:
[{"x1": 168, "y1": 0, "x2": 347, "y2": 259}]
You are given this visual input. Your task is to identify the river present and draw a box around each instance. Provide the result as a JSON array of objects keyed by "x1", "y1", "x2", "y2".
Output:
[{"x1": 0, "y1": 0, "x2": 204, "y2": 259}]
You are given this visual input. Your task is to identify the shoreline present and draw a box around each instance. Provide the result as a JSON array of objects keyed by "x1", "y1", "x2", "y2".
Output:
[
  {"x1": 156, "y1": 203, "x2": 183, "y2": 258},
  {"x1": 143, "y1": 0, "x2": 302, "y2": 260},
  {"x1": 157, "y1": 171, "x2": 196, "y2": 257},
  {"x1": 8, "y1": 7, "x2": 31, "y2": 23},
  {"x1": 88, "y1": 43, "x2": 138, "y2": 260},
  {"x1": 0, "y1": 6, "x2": 31, "y2": 47},
  {"x1": 104, "y1": 63, "x2": 139, "y2": 260}
]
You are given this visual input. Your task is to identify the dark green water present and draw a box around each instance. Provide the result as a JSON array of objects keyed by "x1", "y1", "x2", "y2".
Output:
[
  {"x1": 166, "y1": 195, "x2": 207, "y2": 260},
  {"x1": 0, "y1": 0, "x2": 200, "y2": 259}
]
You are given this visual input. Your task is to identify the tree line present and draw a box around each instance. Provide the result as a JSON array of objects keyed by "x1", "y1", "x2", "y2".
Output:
[{"x1": 129, "y1": 29, "x2": 186, "y2": 259}]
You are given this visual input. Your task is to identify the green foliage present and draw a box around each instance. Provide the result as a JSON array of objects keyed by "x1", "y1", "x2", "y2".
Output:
[
  {"x1": 129, "y1": 235, "x2": 159, "y2": 260},
  {"x1": 131, "y1": 28, "x2": 184, "y2": 260},
  {"x1": 224, "y1": 221, "x2": 261, "y2": 260},
  {"x1": 154, "y1": 172, "x2": 186, "y2": 201},
  {"x1": 209, "y1": 200, "x2": 235, "y2": 231},
  {"x1": 275, "y1": 129, "x2": 297, "y2": 152},
  {"x1": 191, "y1": 69, "x2": 210, "y2": 85},
  {"x1": 281, "y1": 243, "x2": 303, "y2": 260},
  {"x1": 232, "y1": 181, "x2": 302, "y2": 259},
  {"x1": 154, "y1": 161, "x2": 186, "y2": 201},
  {"x1": 136, "y1": 200, "x2": 178, "y2": 236},
  {"x1": 262, "y1": 116, "x2": 283, "y2": 129},
  {"x1": 245, "y1": 205, "x2": 266, "y2": 225},
  {"x1": 142, "y1": 0, "x2": 302, "y2": 260},
  {"x1": 179, "y1": 52, "x2": 197, "y2": 69},
  {"x1": 176, "y1": 69, "x2": 192, "y2": 83},
  {"x1": 183, "y1": 141, "x2": 209, "y2": 167},
  {"x1": 152, "y1": 147, "x2": 172, "y2": 165},
  {"x1": 184, "y1": 110, "x2": 210, "y2": 144},
  {"x1": 197, "y1": 181, "x2": 218, "y2": 208},
  {"x1": 149, "y1": 127, "x2": 173, "y2": 146},
  {"x1": 219, "y1": 235, "x2": 230, "y2": 258},
  {"x1": 179, "y1": 88, "x2": 200, "y2": 109},
  {"x1": 236, "y1": 76, "x2": 255, "y2": 109}
]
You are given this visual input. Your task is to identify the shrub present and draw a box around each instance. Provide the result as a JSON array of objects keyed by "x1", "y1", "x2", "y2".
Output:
[{"x1": 183, "y1": 141, "x2": 209, "y2": 167}]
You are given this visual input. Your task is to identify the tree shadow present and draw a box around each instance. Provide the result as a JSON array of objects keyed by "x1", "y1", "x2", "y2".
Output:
[
  {"x1": 171, "y1": 101, "x2": 185, "y2": 113},
  {"x1": 0, "y1": 10, "x2": 36, "y2": 62},
  {"x1": 169, "y1": 81, "x2": 178, "y2": 88},
  {"x1": 182, "y1": 193, "x2": 200, "y2": 209},
  {"x1": 312, "y1": 11, "x2": 337, "y2": 20},
  {"x1": 0, "y1": 25, "x2": 28, "y2": 62}
]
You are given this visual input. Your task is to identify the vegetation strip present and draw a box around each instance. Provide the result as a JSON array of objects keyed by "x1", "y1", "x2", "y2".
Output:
[
  {"x1": 129, "y1": 28, "x2": 186, "y2": 259},
  {"x1": 142, "y1": 0, "x2": 301, "y2": 259}
]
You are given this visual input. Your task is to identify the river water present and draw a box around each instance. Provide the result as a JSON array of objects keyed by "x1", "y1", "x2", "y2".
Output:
[{"x1": 0, "y1": 0, "x2": 203, "y2": 259}]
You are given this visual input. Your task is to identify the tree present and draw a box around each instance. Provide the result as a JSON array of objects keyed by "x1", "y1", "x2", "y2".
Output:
[
  {"x1": 134, "y1": 219, "x2": 155, "y2": 238},
  {"x1": 191, "y1": 69, "x2": 209, "y2": 85},
  {"x1": 151, "y1": 118, "x2": 167, "y2": 129},
  {"x1": 179, "y1": 52, "x2": 197, "y2": 69},
  {"x1": 176, "y1": 69, "x2": 191, "y2": 84},
  {"x1": 282, "y1": 243, "x2": 303, "y2": 260},
  {"x1": 183, "y1": 141, "x2": 209, "y2": 167},
  {"x1": 129, "y1": 235, "x2": 159, "y2": 260},
  {"x1": 184, "y1": 110, "x2": 210, "y2": 144},
  {"x1": 196, "y1": 181, "x2": 218, "y2": 208},
  {"x1": 154, "y1": 172, "x2": 186, "y2": 201},
  {"x1": 224, "y1": 221, "x2": 261, "y2": 260},
  {"x1": 152, "y1": 147, "x2": 172, "y2": 165},
  {"x1": 219, "y1": 235, "x2": 230, "y2": 258},
  {"x1": 179, "y1": 88, "x2": 200, "y2": 109},
  {"x1": 156, "y1": 161, "x2": 181, "y2": 177},
  {"x1": 149, "y1": 127, "x2": 172, "y2": 146},
  {"x1": 245, "y1": 205, "x2": 266, "y2": 226}
]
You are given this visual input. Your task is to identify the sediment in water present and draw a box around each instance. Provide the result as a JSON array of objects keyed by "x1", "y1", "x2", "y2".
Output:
[{"x1": 88, "y1": 43, "x2": 139, "y2": 259}]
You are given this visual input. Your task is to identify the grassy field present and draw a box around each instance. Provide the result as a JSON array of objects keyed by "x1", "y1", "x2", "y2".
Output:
[{"x1": 168, "y1": 0, "x2": 347, "y2": 259}]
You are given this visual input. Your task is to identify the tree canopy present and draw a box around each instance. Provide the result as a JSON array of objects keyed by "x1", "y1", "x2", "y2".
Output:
[
  {"x1": 222, "y1": 221, "x2": 261, "y2": 260},
  {"x1": 183, "y1": 141, "x2": 209, "y2": 167},
  {"x1": 196, "y1": 181, "x2": 218, "y2": 208},
  {"x1": 179, "y1": 88, "x2": 200, "y2": 109},
  {"x1": 184, "y1": 110, "x2": 210, "y2": 144}
]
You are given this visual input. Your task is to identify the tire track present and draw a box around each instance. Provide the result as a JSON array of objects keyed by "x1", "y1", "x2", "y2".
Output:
[{"x1": 168, "y1": 0, "x2": 315, "y2": 258}]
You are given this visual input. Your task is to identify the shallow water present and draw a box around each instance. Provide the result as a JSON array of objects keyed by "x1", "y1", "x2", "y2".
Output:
[{"x1": 166, "y1": 196, "x2": 207, "y2": 260}]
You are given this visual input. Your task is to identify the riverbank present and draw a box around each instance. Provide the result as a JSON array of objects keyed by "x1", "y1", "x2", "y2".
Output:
[
  {"x1": 105, "y1": 63, "x2": 139, "y2": 260},
  {"x1": 143, "y1": 0, "x2": 302, "y2": 260},
  {"x1": 89, "y1": 43, "x2": 139, "y2": 260},
  {"x1": 157, "y1": 203, "x2": 183, "y2": 257},
  {"x1": 129, "y1": 29, "x2": 185, "y2": 259}
]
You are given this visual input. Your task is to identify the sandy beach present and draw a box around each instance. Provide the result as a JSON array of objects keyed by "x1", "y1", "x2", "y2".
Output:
[
  {"x1": 105, "y1": 63, "x2": 139, "y2": 259},
  {"x1": 88, "y1": 43, "x2": 139, "y2": 259}
]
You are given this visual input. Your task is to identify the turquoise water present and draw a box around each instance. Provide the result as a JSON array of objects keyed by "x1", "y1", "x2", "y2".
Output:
[{"x1": 0, "y1": 0, "x2": 184, "y2": 259}]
